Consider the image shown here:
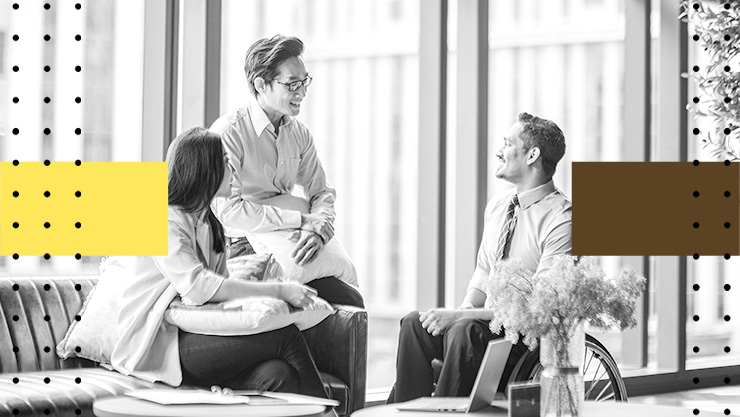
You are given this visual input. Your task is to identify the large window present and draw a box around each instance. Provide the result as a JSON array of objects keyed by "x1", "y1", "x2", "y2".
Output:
[
  {"x1": 2, "y1": 0, "x2": 735, "y2": 396},
  {"x1": 487, "y1": 0, "x2": 628, "y2": 363},
  {"x1": 219, "y1": 0, "x2": 421, "y2": 390},
  {"x1": 0, "y1": 0, "x2": 145, "y2": 276}
]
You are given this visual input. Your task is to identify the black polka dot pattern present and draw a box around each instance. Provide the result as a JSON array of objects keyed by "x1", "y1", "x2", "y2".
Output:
[{"x1": 688, "y1": 38, "x2": 738, "y2": 387}]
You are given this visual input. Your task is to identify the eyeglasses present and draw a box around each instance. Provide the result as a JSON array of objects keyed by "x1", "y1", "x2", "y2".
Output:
[{"x1": 274, "y1": 76, "x2": 313, "y2": 92}]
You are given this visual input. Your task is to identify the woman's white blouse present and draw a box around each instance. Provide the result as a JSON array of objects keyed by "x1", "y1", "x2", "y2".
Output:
[{"x1": 110, "y1": 206, "x2": 227, "y2": 386}]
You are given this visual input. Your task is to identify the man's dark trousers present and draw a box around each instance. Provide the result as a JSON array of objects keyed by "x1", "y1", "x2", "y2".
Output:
[{"x1": 388, "y1": 310, "x2": 526, "y2": 403}]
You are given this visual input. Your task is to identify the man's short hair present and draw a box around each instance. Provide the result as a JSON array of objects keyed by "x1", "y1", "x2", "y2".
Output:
[
  {"x1": 244, "y1": 35, "x2": 304, "y2": 96},
  {"x1": 517, "y1": 112, "x2": 566, "y2": 178}
]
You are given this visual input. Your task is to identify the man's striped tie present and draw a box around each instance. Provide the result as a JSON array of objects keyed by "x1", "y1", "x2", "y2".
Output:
[{"x1": 495, "y1": 195, "x2": 520, "y2": 262}]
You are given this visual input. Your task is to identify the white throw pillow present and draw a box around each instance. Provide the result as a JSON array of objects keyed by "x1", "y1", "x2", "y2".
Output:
[
  {"x1": 227, "y1": 253, "x2": 283, "y2": 282},
  {"x1": 247, "y1": 195, "x2": 358, "y2": 286},
  {"x1": 56, "y1": 257, "x2": 131, "y2": 364},
  {"x1": 164, "y1": 294, "x2": 334, "y2": 336}
]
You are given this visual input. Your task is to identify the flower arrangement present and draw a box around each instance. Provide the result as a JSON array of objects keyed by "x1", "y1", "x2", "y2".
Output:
[
  {"x1": 679, "y1": 0, "x2": 740, "y2": 161},
  {"x1": 482, "y1": 255, "x2": 646, "y2": 351}
]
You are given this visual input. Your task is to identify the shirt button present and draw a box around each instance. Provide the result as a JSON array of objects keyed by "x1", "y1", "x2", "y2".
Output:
[{"x1": 280, "y1": 161, "x2": 284, "y2": 166}]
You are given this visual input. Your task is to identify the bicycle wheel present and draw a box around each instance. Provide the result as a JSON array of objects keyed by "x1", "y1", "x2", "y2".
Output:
[{"x1": 509, "y1": 334, "x2": 628, "y2": 402}]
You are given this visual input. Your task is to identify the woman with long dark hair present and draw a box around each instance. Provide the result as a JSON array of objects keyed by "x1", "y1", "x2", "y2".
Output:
[{"x1": 110, "y1": 127, "x2": 327, "y2": 397}]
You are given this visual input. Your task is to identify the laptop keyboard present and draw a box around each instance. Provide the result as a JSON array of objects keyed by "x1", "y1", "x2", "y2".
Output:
[{"x1": 424, "y1": 398, "x2": 469, "y2": 411}]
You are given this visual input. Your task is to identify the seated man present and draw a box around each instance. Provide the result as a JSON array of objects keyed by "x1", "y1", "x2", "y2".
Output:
[
  {"x1": 387, "y1": 112, "x2": 572, "y2": 402},
  {"x1": 210, "y1": 35, "x2": 362, "y2": 307}
]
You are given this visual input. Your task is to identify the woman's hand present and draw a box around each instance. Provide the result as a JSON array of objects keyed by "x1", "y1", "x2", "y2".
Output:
[{"x1": 278, "y1": 282, "x2": 318, "y2": 308}]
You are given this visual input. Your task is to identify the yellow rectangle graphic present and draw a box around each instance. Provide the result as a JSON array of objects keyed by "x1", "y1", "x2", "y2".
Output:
[{"x1": 0, "y1": 162, "x2": 168, "y2": 256}]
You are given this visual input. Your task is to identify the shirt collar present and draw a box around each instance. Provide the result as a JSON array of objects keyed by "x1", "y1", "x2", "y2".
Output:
[
  {"x1": 517, "y1": 180, "x2": 557, "y2": 210},
  {"x1": 247, "y1": 96, "x2": 294, "y2": 137}
]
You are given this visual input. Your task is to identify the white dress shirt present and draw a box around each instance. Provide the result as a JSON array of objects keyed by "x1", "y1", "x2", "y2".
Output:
[
  {"x1": 209, "y1": 98, "x2": 336, "y2": 238},
  {"x1": 467, "y1": 180, "x2": 572, "y2": 296}
]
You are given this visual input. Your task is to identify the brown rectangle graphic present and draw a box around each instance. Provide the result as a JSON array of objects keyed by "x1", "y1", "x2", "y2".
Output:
[{"x1": 572, "y1": 162, "x2": 739, "y2": 256}]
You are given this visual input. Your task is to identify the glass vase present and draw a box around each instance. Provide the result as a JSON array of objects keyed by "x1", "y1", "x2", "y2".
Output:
[{"x1": 539, "y1": 321, "x2": 585, "y2": 417}]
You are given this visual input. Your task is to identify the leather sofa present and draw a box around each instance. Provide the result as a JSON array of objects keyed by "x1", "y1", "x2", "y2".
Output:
[{"x1": 0, "y1": 277, "x2": 367, "y2": 417}]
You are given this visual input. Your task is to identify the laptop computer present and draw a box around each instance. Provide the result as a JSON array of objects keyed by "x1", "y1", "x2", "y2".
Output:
[{"x1": 395, "y1": 339, "x2": 513, "y2": 413}]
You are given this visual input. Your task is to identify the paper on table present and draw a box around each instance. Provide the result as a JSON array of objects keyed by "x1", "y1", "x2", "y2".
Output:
[
  {"x1": 126, "y1": 389, "x2": 251, "y2": 405},
  {"x1": 231, "y1": 391, "x2": 339, "y2": 407}
]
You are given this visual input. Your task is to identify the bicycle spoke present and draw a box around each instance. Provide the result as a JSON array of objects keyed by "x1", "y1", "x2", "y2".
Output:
[
  {"x1": 583, "y1": 351, "x2": 596, "y2": 377},
  {"x1": 584, "y1": 361, "x2": 604, "y2": 398},
  {"x1": 594, "y1": 381, "x2": 613, "y2": 402},
  {"x1": 594, "y1": 365, "x2": 609, "y2": 382},
  {"x1": 598, "y1": 389, "x2": 616, "y2": 402}
]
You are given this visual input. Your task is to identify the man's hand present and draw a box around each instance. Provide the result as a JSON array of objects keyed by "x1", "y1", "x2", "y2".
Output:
[
  {"x1": 419, "y1": 309, "x2": 462, "y2": 337},
  {"x1": 300, "y1": 213, "x2": 335, "y2": 243},
  {"x1": 288, "y1": 230, "x2": 324, "y2": 266}
]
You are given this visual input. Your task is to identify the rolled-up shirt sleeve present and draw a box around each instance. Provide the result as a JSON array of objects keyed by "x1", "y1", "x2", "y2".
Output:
[{"x1": 153, "y1": 219, "x2": 225, "y2": 306}]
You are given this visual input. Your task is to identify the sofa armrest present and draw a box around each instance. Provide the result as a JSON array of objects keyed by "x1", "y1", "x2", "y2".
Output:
[{"x1": 302, "y1": 305, "x2": 367, "y2": 414}]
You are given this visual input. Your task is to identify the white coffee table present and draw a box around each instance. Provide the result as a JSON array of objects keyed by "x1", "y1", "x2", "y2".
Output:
[
  {"x1": 351, "y1": 401, "x2": 731, "y2": 416},
  {"x1": 93, "y1": 396, "x2": 335, "y2": 417}
]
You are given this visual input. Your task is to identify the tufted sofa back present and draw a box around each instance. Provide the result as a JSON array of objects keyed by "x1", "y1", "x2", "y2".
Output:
[{"x1": 0, "y1": 277, "x2": 98, "y2": 374}]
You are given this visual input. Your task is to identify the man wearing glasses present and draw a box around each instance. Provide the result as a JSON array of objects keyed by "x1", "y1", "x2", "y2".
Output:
[{"x1": 210, "y1": 35, "x2": 363, "y2": 307}]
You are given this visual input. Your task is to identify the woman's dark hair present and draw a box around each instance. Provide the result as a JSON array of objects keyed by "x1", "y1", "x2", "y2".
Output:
[
  {"x1": 244, "y1": 35, "x2": 304, "y2": 96},
  {"x1": 166, "y1": 127, "x2": 226, "y2": 253}
]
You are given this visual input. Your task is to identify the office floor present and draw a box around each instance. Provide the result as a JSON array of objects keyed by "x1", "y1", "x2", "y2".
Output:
[
  {"x1": 366, "y1": 386, "x2": 740, "y2": 414},
  {"x1": 630, "y1": 385, "x2": 740, "y2": 415}
]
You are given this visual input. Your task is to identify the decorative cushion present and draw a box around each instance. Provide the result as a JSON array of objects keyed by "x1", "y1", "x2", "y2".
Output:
[
  {"x1": 247, "y1": 194, "x2": 358, "y2": 286},
  {"x1": 227, "y1": 253, "x2": 283, "y2": 281},
  {"x1": 56, "y1": 257, "x2": 131, "y2": 364},
  {"x1": 56, "y1": 252, "x2": 278, "y2": 364},
  {"x1": 163, "y1": 294, "x2": 334, "y2": 336}
]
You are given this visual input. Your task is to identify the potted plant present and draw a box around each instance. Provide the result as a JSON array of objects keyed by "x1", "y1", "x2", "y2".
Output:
[{"x1": 483, "y1": 256, "x2": 646, "y2": 417}]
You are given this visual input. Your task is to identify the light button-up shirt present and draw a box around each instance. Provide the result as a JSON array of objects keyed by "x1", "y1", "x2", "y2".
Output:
[
  {"x1": 467, "y1": 180, "x2": 572, "y2": 297},
  {"x1": 210, "y1": 98, "x2": 336, "y2": 238}
]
